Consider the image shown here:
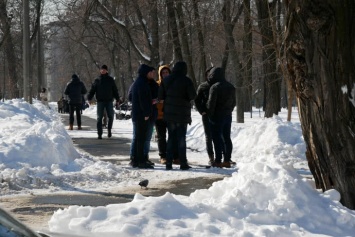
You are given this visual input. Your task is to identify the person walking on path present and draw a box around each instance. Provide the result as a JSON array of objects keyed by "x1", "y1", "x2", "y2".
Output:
[
  {"x1": 39, "y1": 88, "x2": 49, "y2": 107},
  {"x1": 206, "y1": 67, "x2": 236, "y2": 168},
  {"x1": 128, "y1": 64, "x2": 155, "y2": 169},
  {"x1": 64, "y1": 74, "x2": 87, "y2": 130},
  {"x1": 195, "y1": 66, "x2": 215, "y2": 165},
  {"x1": 158, "y1": 61, "x2": 196, "y2": 170},
  {"x1": 87, "y1": 65, "x2": 120, "y2": 139}
]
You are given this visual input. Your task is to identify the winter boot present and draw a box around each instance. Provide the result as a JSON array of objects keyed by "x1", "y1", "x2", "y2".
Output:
[
  {"x1": 69, "y1": 124, "x2": 73, "y2": 130},
  {"x1": 78, "y1": 125, "x2": 82, "y2": 130},
  {"x1": 145, "y1": 154, "x2": 154, "y2": 166}
]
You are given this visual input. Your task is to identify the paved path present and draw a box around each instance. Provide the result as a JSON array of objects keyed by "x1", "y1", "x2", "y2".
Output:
[{"x1": 1, "y1": 114, "x2": 225, "y2": 235}]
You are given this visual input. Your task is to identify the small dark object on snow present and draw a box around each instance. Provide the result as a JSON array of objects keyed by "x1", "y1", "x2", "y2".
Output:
[{"x1": 139, "y1": 179, "x2": 149, "y2": 189}]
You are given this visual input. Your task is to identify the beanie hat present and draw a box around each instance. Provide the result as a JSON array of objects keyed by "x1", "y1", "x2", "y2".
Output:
[
  {"x1": 101, "y1": 65, "x2": 108, "y2": 70},
  {"x1": 138, "y1": 64, "x2": 155, "y2": 77}
]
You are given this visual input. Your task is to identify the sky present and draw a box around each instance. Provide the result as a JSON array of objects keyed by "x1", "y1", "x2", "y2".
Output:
[{"x1": 1, "y1": 99, "x2": 355, "y2": 237}]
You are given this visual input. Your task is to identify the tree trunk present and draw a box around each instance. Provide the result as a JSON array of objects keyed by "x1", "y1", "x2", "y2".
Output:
[
  {"x1": 165, "y1": 0, "x2": 183, "y2": 61},
  {"x1": 0, "y1": 0, "x2": 19, "y2": 98},
  {"x1": 256, "y1": 0, "x2": 281, "y2": 118},
  {"x1": 222, "y1": 0, "x2": 244, "y2": 123},
  {"x1": 284, "y1": 0, "x2": 355, "y2": 209},
  {"x1": 242, "y1": 0, "x2": 252, "y2": 113}
]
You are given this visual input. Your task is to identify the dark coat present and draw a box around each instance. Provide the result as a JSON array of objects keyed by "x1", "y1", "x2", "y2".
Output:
[
  {"x1": 87, "y1": 73, "x2": 120, "y2": 102},
  {"x1": 206, "y1": 67, "x2": 236, "y2": 119},
  {"x1": 128, "y1": 64, "x2": 153, "y2": 122},
  {"x1": 158, "y1": 61, "x2": 196, "y2": 124},
  {"x1": 194, "y1": 81, "x2": 210, "y2": 115},
  {"x1": 148, "y1": 79, "x2": 159, "y2": 122},
  {"x1": 64, "y1": 74, "x2": 87, "y2": 105}
]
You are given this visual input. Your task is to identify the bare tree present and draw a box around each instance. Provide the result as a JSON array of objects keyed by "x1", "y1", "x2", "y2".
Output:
[{"x1": 284, "y1": 0, "x2": 355, "y2": 209}]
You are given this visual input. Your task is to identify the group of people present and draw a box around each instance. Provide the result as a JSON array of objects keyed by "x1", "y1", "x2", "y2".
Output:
[
  {"x1": 128, "y1": 61, "x2": 236, "y2": 170},
  {"x1": 62, "y1": 62, "x2": 236, "y2": 170}
]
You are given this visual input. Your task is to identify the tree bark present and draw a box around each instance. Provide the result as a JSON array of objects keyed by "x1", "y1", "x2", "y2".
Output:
[
  {"x1": 165, "y1": 0, "x2": 183, "y2": 61},
  {"x1": 284, "y1": 0, "x2": 355, "y2": 209},
  {"x1": 256, "y1": 0, "x2": 281, "y2": 118}
]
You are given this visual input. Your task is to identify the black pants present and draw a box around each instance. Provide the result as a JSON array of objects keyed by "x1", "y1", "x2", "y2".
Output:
[
  {"x1": 155, "y1": 119, "x2": 167, "y2": 158},
  {"x1": 202, "y1": 114, "x2": 214, "y2": 157},
  {"x1": 167, "y1": 122, "x2": 188, "y2": 165},
  {"x1": 69, "y1": 104, "x2": 82, "y2": 126},
  {"x1": 133, "y1": 119, "x2": 148, "y2": 164}
]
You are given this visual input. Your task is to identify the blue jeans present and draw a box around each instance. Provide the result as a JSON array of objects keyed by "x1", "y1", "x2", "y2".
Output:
[
  {"x1": 131, "y1": 119, "x2": 148, "y2": 164},
  {"x1": 96, "y1": 102, "x2": 114, "y2": 135},
  {"x1": 210, "y1": 115, "x2": 232, "y2": 163},
  {"x1": 130, "y1": 120, "x2": 154, "y2": 157},
  {"x1": 167, "y1": 122, "x2": 188, "y2": 165}
]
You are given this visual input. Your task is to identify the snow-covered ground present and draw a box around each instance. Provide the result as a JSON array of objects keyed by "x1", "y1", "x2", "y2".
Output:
[{"x1": 1, "y1": 99, "x2": 355, "y2": 237}]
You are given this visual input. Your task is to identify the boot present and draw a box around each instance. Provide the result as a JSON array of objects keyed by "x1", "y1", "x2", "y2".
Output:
[
  {"x1": 78, "y1": 125, "x2": 82, "y2": 130},
  {"x1": 69, "y1": 124, "x2": 73, "y2": 130},
  {"x1": 145, "y1": 154, "x2": 154, "y2": 166}
]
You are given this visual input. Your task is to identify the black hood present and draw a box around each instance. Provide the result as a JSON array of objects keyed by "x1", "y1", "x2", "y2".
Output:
[
  {"x1": 207, "y1": 67, "x2": 225, "y2": 85},
  {"x1": 72, "y1": 74, "x2": 80, "y2": 82},
  {"x1": 138, "y1": 64, "x2": 155, "y2": 77},
  {"x1": 172, "y1": 61, "x2": 187, "y2": 76}
]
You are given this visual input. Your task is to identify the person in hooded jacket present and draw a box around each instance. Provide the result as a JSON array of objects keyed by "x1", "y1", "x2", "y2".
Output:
[
  {"x1": 64, "y1": 74, "x2": 87, "y2": 130},
  {"x1": 158, "y1": 61, "x2": 196, "y2": 170},
  {"x1": 87, "y1": 65, "x2": 120, "y2": 139},
  {"x1": 155, "y1": 65, "x2": 175, "y2": 164},
  {"x1": 195, "y1": 66, "x2": 215, "y2": 165},
  {"x1": 128, "y1": 64, "x2": 155, "y2": 169},
  {"x1": 206, "y1": 67, "x2": 236, "y2": 168}
]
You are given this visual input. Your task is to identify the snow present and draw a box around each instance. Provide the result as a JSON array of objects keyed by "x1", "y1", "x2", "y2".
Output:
[{"x1": 1, "y1": 99, "x2": 355, "y2": 236}]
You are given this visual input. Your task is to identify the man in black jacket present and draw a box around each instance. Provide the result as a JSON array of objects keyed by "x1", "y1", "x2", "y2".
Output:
[
  {"x1": 87, "y1": 65, "x2": 120, "y2": 139},
  {"x1": 195, "y1": 67, "x2": 215, "y2": 165},
  {"x1": 128, "y1": 64, "x2": 155, "y2": 169},
  {"x1": 64, "y1": 74, "x2": 87, "y2": 130},
  {"x1": 206, "y1": 67, "x2": 236, "y2": 168},
  {"x1": 158, "y1": 61, "x2": 196, "y2": 170}
]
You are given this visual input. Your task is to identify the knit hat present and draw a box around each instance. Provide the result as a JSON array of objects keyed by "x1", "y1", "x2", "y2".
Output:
[
  {"x1": 101, "y1": 65, "x2": 108, "y2": 70},
  {"x1": 138, "y1": 64, "x2": 155, "y2": 76}
]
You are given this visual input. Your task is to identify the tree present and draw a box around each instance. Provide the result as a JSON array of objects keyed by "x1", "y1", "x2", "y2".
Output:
[{"x1": 284, "y1": 0, "x2": 355, "y2": 209}]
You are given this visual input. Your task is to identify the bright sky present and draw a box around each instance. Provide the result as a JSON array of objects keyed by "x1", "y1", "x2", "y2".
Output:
[{"x1": 1, "y1": 99, "x2": 355, "y2": 237}]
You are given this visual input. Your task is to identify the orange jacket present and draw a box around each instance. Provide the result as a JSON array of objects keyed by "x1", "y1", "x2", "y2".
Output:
[{"x1": 156, "y1": 65, "x2": 171, "y2": 120}]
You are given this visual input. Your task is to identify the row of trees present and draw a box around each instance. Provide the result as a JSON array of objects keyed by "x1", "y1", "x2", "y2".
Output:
[{"x1": 1, "y1": 0, "x2": 355, "y2": 209}]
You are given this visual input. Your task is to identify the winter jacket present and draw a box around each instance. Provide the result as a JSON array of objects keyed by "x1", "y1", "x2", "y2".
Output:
[
  {"x1": 148, "y1": 77, "x2": 159, "y2": 122},
  {"x1": 206, "y1": 67, "x2": 236, "y2": 119},
  {"x1": 64, "y1": 74, "x2": 87, "y2": 105},
  {"x1": 128, "y1": 64, "x2": 153, "y2": 122},
  {"x1": 158, "y1": 61, "x2": 196, "y2": 124},
  {"x1": 156, "y1": 65, "x2": 171, "y2": 120},
  {"x1": 194, "y1": 81, "x2": 211, "y2": 115},
  {"x1": 87, "y1": 73, "x2": 120, "y2": 102}
]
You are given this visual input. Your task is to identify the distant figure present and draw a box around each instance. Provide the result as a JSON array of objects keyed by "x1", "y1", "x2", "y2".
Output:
[
  {"x1": 206, "y1": 67, "x2": 236, "y2": 168},
  {"x1": 64, "y1": 74, "x2": 87, "y2": 130},
  {"x1": 158, "y1": 61, "x2": 196, "y2": 170},
  {"x1": 57, "y1": 97, "x2": 64, "y2": 113},
  {"x1": 39, "y1": 88, "x2": 48, "y2": 107},
  {"x1": 87, "y1": 65, "x2": 120, "y2": 139}
]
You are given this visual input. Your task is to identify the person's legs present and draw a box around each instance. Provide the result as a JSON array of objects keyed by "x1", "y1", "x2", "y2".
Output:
[
  {"x1": 136, "y1": 119, "x2": 152, "y2": 168},
  {"x1": 75, "y1": 104, "x2": 82, "y2": 129},
  {"x1": 210, "y1": 118, "x2": 224, "y2": 165},
  {"x1": 222, "y1": 115, "x2": 233, "y2": 163},
  {"x1": 96, "y1": 102, "x2": 104, "y2": 138},
  {"x1": 105, "y1": 102, "x2": 114, "y2": 137},
  {"x1": 176, "y1": 123, "x2": 189, "y2": 169},
  {"x1": 155, "y1": 119, "x2": 167, "y2": 161},
  {"x1": 130, "y1": 122, "x2": 137, "y2": 167},
  {"x1": 166, "y1": 122, "x2": 177, "y2": 169},
  {"x1": 144, "y1": 121, "x2": 155, "y2": 165},
  {"x1": 68, "y1": 104, "x2": 75, "y2": 130},
  {"x1": 202, "y1": 114, "x2": 214, "y2": 164}
]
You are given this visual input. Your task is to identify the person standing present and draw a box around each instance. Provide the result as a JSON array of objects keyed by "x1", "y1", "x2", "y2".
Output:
[
  {"x1": 129, "y1": 64, "x2": 155, "y2": 169},
  {"x1": 155, "y1": 65, "x2": 171, "y2": 164},
  {"x1": 158, "y1": 61, "x2": 196, "y2": 170},
  {"x1": 39, "y1": 88, "x2": 49, "y2": 107},
  {"x1": 64, "y1": 74, "x2": 87, "y2": 130},
  {"x1": 194, "y1": 66, "x2": 215, "y2": 165},
  {"x1": 206, "y1": 67, "x2": 236, "y2": 168},
  {"x1": 57, "y1": 97, "x2": 64, "y2": 113},
  {"x1": 87, "y1": 65, "x2": 120, "y2": 139}
]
